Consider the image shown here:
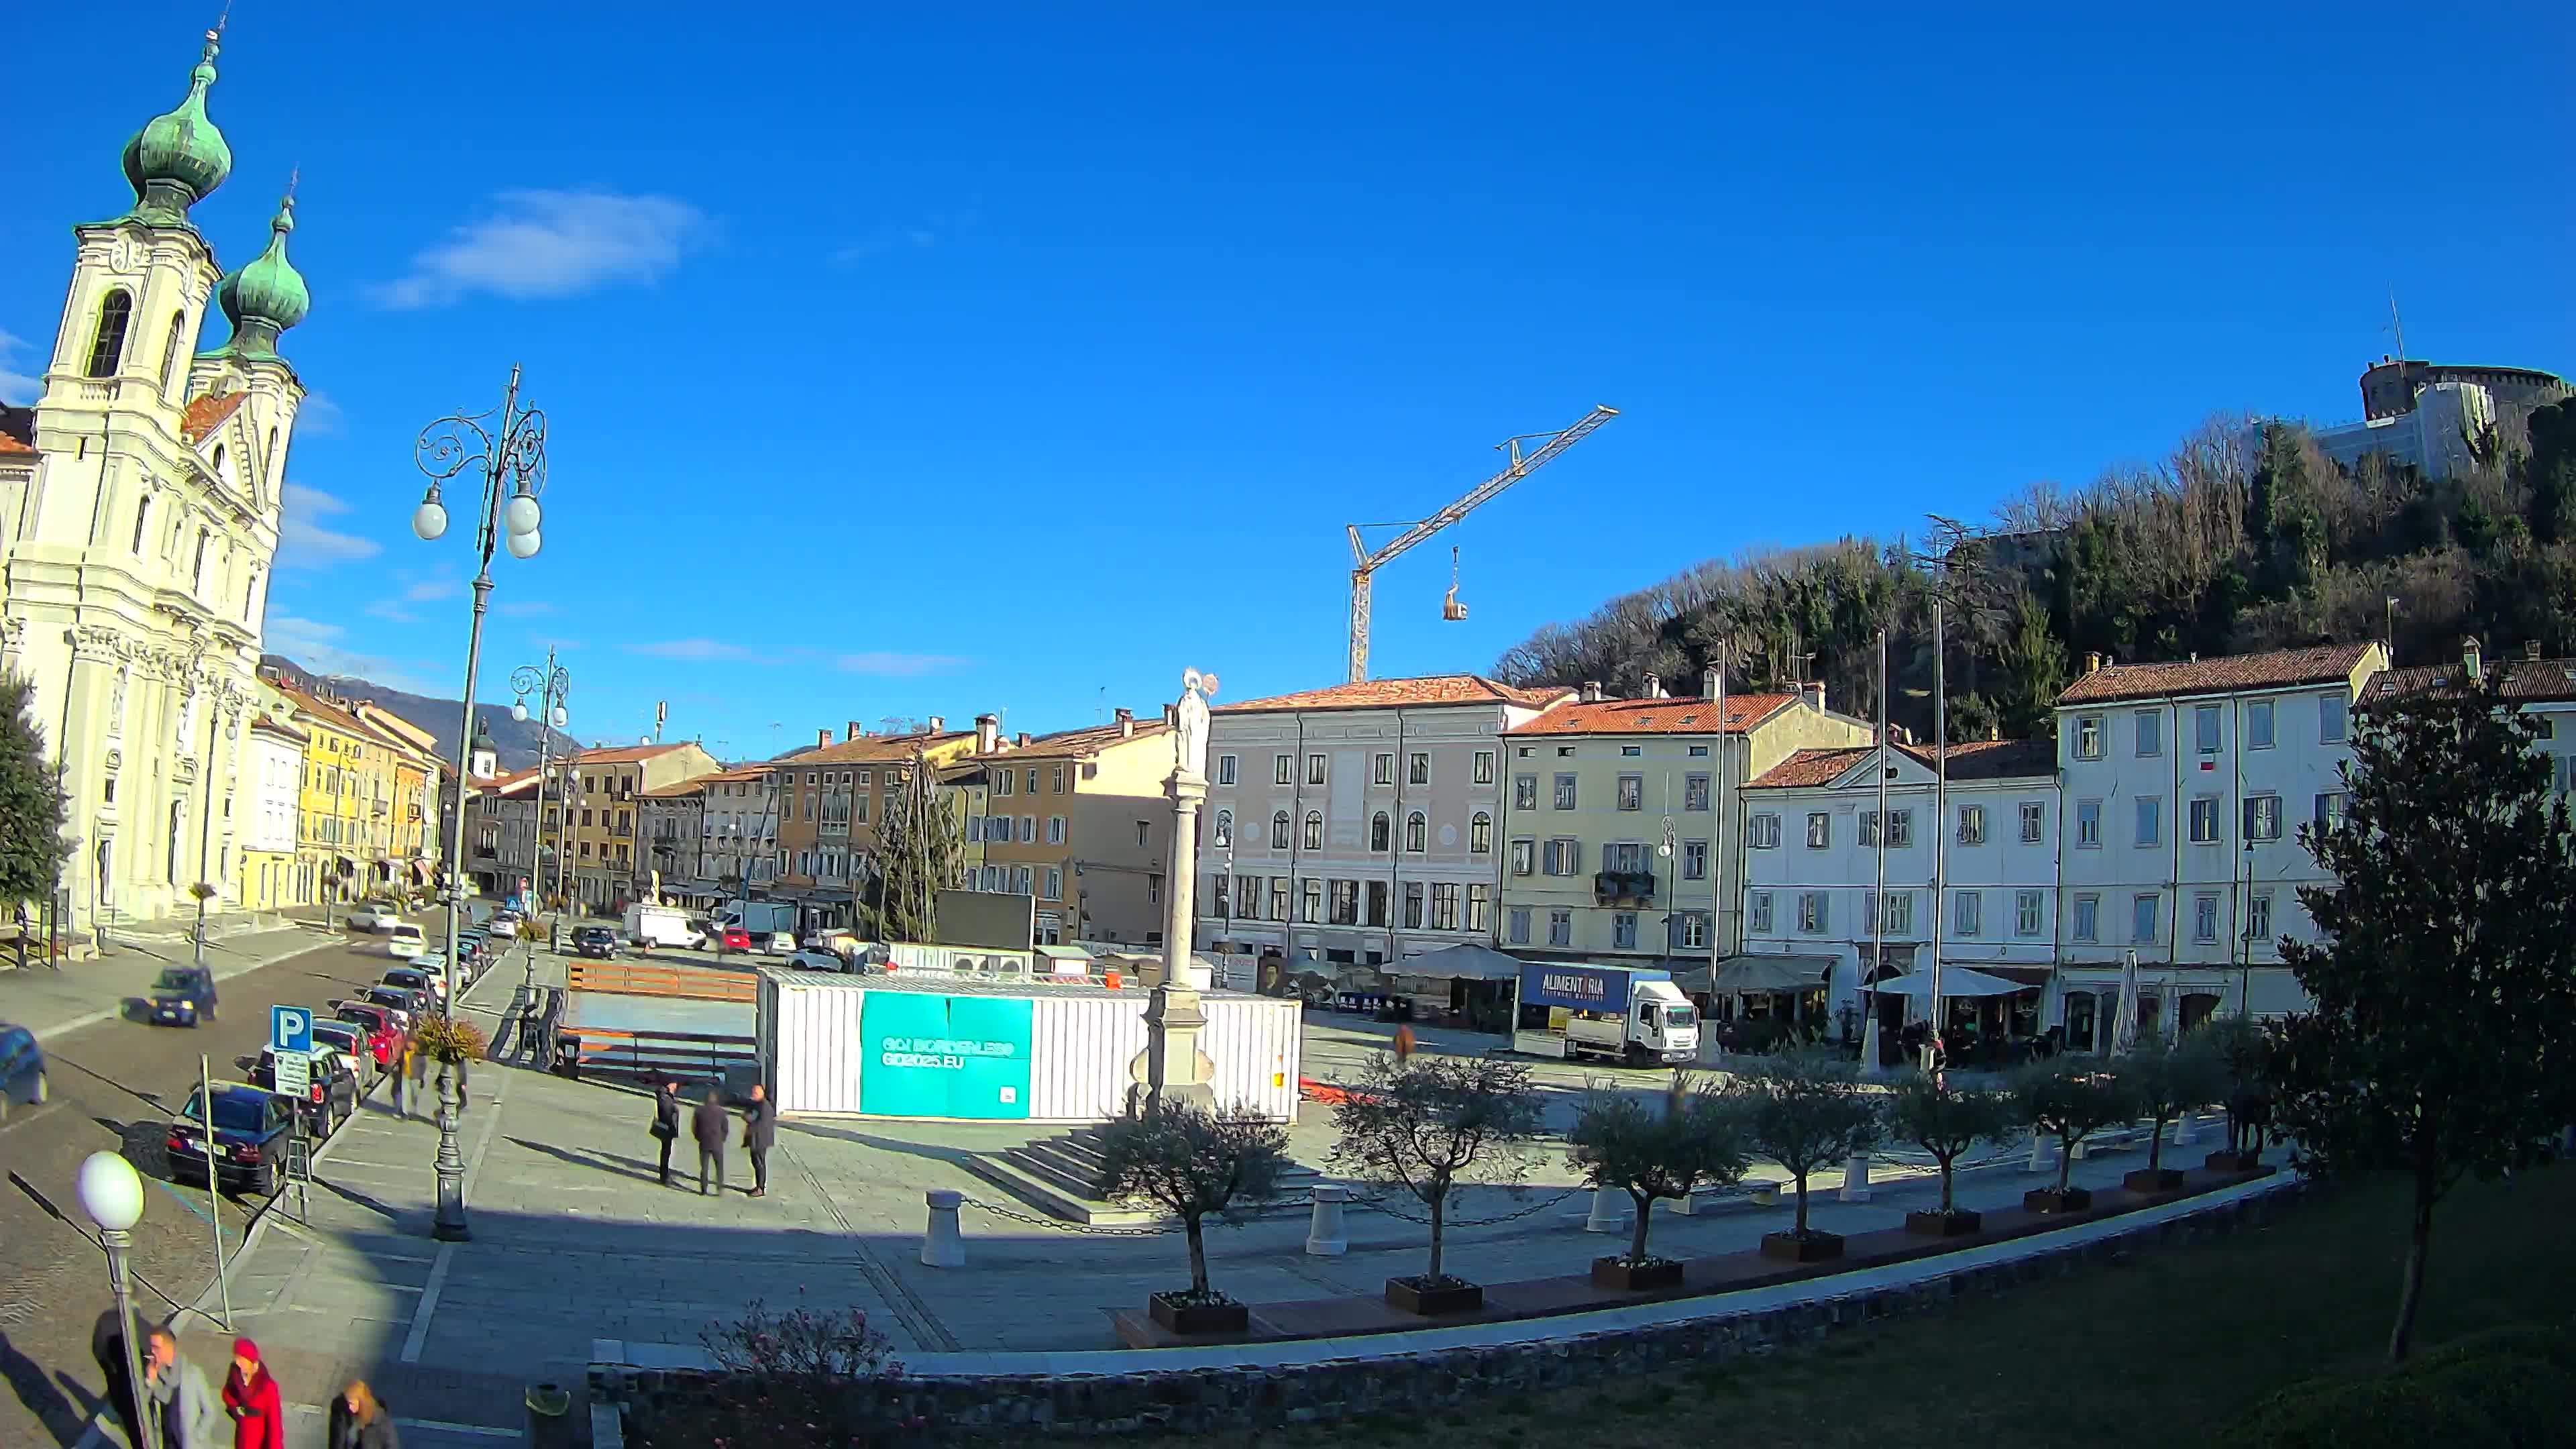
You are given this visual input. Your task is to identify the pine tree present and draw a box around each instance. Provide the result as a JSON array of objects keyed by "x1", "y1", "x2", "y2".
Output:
[
  {"x1": 0, "y1": 673, "x2": 71, "y2": 910},
  {"x1": 863, "y1": 753, "x2": 960, "y2": 943},
  {"x1": 2273, "y1": 669, "x2": 2576, "y2": 1363}
]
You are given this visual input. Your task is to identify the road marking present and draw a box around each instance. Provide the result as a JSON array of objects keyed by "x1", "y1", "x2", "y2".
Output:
[{"x1": 398, "y1": 1240, "x2": 454, "y2": 1362}]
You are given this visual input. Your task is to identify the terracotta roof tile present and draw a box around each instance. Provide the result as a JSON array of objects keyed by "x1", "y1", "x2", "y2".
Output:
[
  {"x1": 1748, "y1": 738, "x2": 2057, "y2": 790},
  {"x1": 180, "y1": 392, "x2": 247, "y2": 445},
  {"x1": 1216, "y1": 675, "x2": 1573, "y2": 714},
  {"x1": 0, "y1": 404, "x2": 34, "y2": 455},
  {"x1": 1506, "y1": 693, "x2": 1796, "y2": 737},
  {"x1": 989, "y1": 719, "x2": 1173, "y2": 761},
  {"x1": 760, "y1": 732, "x2": 969, "y2": 769},
  {"x1": 567, "y1": 742, "x2": 698, "y2": 767},
  {"x1": 638, "y1": 780, "x2": 708, "y2": 798},
  {"x1": 2363, "y1": 656, "x2": 2576, "y2": 706},
  {"x1": 2055, "y1": 642, "x2": 2379, "y2": 706}
]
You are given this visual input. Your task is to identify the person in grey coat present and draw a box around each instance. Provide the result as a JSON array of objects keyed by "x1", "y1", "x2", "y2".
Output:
[
  {"x1": 690, "y1": 1089, "x2": 729, "y2": 1195},
  {"x1": 141, "y1": 1326, "x2": 223, "y2": 1449},
  {"x1": 741, "y1": 1083, "x2": 777, "y2": 1198}
]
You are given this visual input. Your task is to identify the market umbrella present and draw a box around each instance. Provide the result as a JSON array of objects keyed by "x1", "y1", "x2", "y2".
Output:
[
  {"x1": 2111, "y1": 951, "x2": 2141, "y2": 1056},
  {"x1": 1866, "y1": 966, "x2": 2028, "y2": 999}
]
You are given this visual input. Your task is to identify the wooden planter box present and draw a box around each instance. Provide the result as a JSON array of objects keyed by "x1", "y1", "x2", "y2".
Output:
[
  {"x1": 1591, "y1": 1256, "x2": 1685, "y2": 1291},
  {"x1": 2203, "y1": 1150, "x2": 2263, "y2": 1174},
  {"x1": 2024, "y1": 1187, "x2": 2093, "y2": 1214},
  {"x1": 1385, "y1": 1277, "x2": 1483, "y2": 1316},
  {"x1": 1147, "y1": 1292, "x2": 1248, "y2": 1336},
  {"x1": 1905, "y1": 1209, "x2": 1983, "y2": 1237},
  {"x1": 2123, "y1": 1167, "x2": 2186, "y2": 1193},
  {"x1": 1759, "y1": 1230, "x2": 1845, "y2": 1263}
]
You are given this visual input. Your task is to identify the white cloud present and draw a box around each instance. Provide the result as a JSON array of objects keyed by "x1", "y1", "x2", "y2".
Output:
[
  {"x1": 371, "y1": 190, "x2": 714, "y2": 309},
  {"x1": 626, "y1": 639, "x2": 775, "y2": 664},
  {"x1": 498, "y1": 600, "x2": 557, "y2": 617},
  {"x1": 263, "y1": 615, "x2": 434, "y2": 692},
  {"x1": 364, "y1": 600, "x2": 421, "y2": 624},
  {"x1": 0, "y1": 327, "x2": 39, "y2": 405},
  {"x1": 297, "y1": 390, "x2": 347, "y2": 436},
  {"x1": 277, "y1": 483, "x2": 382, "y2": 568},
  {"x1": 835, "y1": 651, "x2": 968, "y2": 677}
]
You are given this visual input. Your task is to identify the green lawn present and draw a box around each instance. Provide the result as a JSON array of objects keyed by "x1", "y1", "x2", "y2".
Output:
[{"x1": 1155, "y1": 1167, "x2": 2576, "y2": 1448}]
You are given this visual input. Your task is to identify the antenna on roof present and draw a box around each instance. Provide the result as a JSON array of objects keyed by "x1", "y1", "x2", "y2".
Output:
[{"x1": 2387, "y1": 284, "x2": 2408, "y2": 366}]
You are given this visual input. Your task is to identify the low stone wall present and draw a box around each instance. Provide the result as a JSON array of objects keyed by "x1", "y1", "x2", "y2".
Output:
[{"x1": 598, "y1": 1179, "x2": 2306, "y2": 1440}]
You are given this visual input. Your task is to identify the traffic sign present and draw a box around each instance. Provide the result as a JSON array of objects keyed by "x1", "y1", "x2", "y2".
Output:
[
  {"x1": 270, "y1": 1005, "x2": 313, "y2": 1055},
  {"x1": 274, "y1": 1050, "x2": 311, "y2": 1100}
]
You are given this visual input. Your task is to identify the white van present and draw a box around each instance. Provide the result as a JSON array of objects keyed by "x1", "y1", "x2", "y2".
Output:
[
  {"x1": 622, "y1": 904, "x2": 706, "y2": 951},
  {"x1": 386, "y1": 922, "x2": 425, "y2": 960}
]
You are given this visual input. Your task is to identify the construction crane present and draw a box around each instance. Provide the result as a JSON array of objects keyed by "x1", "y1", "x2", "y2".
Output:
[{"x1": 1344, "y1": 405, "x2": 1618, "y2": 682}]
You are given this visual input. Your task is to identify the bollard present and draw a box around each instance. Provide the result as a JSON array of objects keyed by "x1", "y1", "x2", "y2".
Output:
[
  {"x1": 1750, "y1": 1181, "x2": 1782, "y2": 1208},
  {"x1": 2174, "y1": 1110, "x2": 2198, "y2": 1146},
  {"x1": 1583, "y1": 1185, "x2": 1629, "y2": 1233},
  {"x1": 524, "y1": 1381, "x2": 574, "y2": 1449},
  {"x1": 1303, "y1": 1185, "x2": 1348, "y2": 1256},
  {"x1": 1838, "y1": 1153, "x2": 1872, "y2": 1202},
  {"x1": 920, "y1": 1189, "x2": 966, "y2": 1269},
  {"x1": 2071, "y1": 1139, "x2": 2089, "y2": 1161},
  {"x1": 2027, "y1": 1129, "x2": 2050, "y2": 1175}
]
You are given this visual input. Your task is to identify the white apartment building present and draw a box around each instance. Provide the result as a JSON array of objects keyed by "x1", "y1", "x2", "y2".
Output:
[
  {"x1": 1197, "y1": 675, "x2": 1570, "y2": 969},
  {"x1": 2363, "y1": 639, "x2": 2576, "y2": 794},
  {"x1": 2052, "y1": 641, "x2": 2389, "y2": 1049},
  {"x1": 241, "y1": 712, "x2": 305, "y2": 910},
  {"x1": 698, "y1": 766, "x2": 780, "y2": 891},
  {"x1": 1736, "y1": 739, "x2": 2059, "y2": 1038}
]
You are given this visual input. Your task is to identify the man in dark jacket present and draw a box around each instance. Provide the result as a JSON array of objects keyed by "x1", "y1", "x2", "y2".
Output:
[
  {"x1": 649, "y1": 1080, "x2": 681, "y2": 1185},
  {"x1": 91, "y1": 1305, "x2": 144, "y2": 1449},
  {"x1": 690, "y1": 1089, "x2": 729, "y2": 1196},
  {"x1": 741, "y1": 1083, "x2": 777, "y2": 1198}
]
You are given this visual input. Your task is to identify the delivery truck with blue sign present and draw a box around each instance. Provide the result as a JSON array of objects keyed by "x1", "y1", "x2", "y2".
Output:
[{"x1": 1511, "y1": 961, "x2": 1701, "y2": 1066}]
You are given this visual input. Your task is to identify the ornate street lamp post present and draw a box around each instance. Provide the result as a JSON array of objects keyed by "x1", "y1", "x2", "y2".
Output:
[
  {"x1": 511, "y1": 653, "x2": 572, "y2": 989},
  {"x1": 411, "y1": 365, "x2": 549, "y2": 1242},
  {"x1": 78, "y1": 1151, "x2": 156, "y2": 1449}
]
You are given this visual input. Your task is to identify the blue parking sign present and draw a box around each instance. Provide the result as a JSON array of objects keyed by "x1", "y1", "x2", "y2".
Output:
[{"x1": 270, "y1": 1004, "x2": 313, "y2": 1055}]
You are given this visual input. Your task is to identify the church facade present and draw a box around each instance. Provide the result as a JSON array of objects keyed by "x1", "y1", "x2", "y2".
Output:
[{"x1": 0, "y1": 29, "x2": 312, "y2": 932}]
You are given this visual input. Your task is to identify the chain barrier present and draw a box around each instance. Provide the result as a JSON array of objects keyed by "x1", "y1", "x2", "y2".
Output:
[
  {"x1": 1346, "y1": 1186, "x2": 1586, "y2": 1228},
  {"x1": 956, "y1": 1197, "x2": 1186, "y2": 1236}
]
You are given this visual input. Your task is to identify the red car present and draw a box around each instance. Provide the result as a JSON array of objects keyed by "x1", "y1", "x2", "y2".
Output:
[
  {"x1": 333, "y1": 1003, "x2": 401, "y2": 1069},
  {"x1": 720, "y1": 927, "x2": 751, "y2": 951}
]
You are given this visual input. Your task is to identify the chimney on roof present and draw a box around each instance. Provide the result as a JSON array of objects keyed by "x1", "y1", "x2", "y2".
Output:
[
  {"x1": 1702, "y1": 665, "x2": 1721, "y2": 700},
  {"x1": 2084, "y1": 651, "x2": 2102, "y2": 675},
  {"x1": 1115, "y1": 706, "x2": 1134, "y2": 738},
  {"x1": 1643, "y1": 672, "x2": 1664, "y2": 698},
  {"x1": 1016, "y1": 731, "x2": 1031, "y2": 747},
  {"x1": 927, "y1": 715, "x2": 945, "y2": 733},
  {"x1": 847, "y1": 721, "x2": 863, "y2": 742},
  {"x1": 1580, "y1": 680, "x2": 1603, "y2": 702},
  {"x1": 1803, "y1": 682, "x2": 1825, "y2": 713},
  {"x1": 2525, "y1": 639, "x2": 2542, "y2": 662},
  {"x1": 817, "y1": 728, "x2": 831, "y2": 749},
  {"x1": 975, "y1": 713, "x2": 999, "y2": 754},
  {"x1": 2463, "y1": 635, "x2": 2484, "y2": 684}
]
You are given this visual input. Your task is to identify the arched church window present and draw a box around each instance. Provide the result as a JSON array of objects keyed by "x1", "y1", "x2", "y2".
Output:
[
  {"x1": 160, "y1": 311, "x2": 187, "y2": 398},
  {"x1": 87, "y1": 290, "x2": 134, "y2": 378}
]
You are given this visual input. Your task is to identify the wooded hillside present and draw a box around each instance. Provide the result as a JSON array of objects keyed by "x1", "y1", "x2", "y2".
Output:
[{"x1": 1493, "y1": 399, "x2": 2576, "y2": 745}]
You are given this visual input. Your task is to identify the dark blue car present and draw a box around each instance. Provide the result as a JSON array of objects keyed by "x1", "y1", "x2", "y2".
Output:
[
  {"x1": 0, "y1": 1024, "x2": 48, "y2": 1122},
  {"x1": 166, "y1": 1082, "x2": 294, "y2": 1195},
  {"x1": 148, "y1": 966, "x2": 218, "y2": 1027}
]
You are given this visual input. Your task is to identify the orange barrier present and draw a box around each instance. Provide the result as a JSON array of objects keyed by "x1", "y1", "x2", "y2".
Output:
[
  {"x1": 1299, "y1": 1077, "x2": 1352, "y2": 1106},
  {"x1": 566, "y1": 961, "x2": 758, "y2": 1004}
]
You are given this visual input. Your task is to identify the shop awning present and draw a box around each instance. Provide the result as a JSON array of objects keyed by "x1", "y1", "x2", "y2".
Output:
[
  {"x1": 1868, "y1": 966, "x2": 2032, "y2": 998},
  {"x1": 1394, "y1": 943, "x2": 1526, "y2": 981},
  {"x1": 1682, "y1": 954, "x2": 1836, "y2": 995}
]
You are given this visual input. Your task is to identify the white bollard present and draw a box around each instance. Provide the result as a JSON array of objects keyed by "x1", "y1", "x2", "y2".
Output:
[
  {"x1": 2174, "y1": 1111, "x2": 2198, "y2": 1146},
  {"x1": 1839, "y1": 1153, "x2": 1872, "y2": 1202},
  {"x1": 2027, "y1": 1129, "x2": 2050, "y2": 1175},
  {"x1": 1304, "y1": 1185, "x2": 1349, "y2": 1256},
  {"x1": 1585, "y1": 1185, "x2": 1630, "y2": 1233},
  {"x1": 920, "y1": 1189, "x2": 966, "y2": 1269}
]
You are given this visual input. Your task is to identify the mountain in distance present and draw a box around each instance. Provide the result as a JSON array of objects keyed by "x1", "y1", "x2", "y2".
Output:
[{"x1": 260, "y1": 655, "x2": 578, "y2": 772}]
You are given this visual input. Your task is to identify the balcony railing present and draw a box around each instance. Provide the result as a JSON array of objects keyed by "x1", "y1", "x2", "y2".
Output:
[{"x1": 1593, "y1": 870, "x2": 1656, "y2": 904}]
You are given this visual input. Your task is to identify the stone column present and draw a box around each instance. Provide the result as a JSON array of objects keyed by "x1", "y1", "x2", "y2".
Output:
[{"x1": 1134, "y1": 671, "x2": 1219, "y2": 1114}]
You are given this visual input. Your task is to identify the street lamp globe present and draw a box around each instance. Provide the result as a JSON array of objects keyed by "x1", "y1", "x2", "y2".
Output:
[
  {"x1": 506, "y1": 529, "x2": 541, "y2": 559},
  {"x1": 504, "y1": 492, "x2": 542, "y2": 537},
  {"x1": 412, "y1": 496, "x2": 449, "y2": 541},
  {"x1": 76, "y1": 1151, "x2": 144, "y2": 1231},
  {"x1": 551, "y1": 704, "x2": 568, "y2": 728},
  {"x1": 512, "y1": 700, "x2": 529, "y2": 722}
]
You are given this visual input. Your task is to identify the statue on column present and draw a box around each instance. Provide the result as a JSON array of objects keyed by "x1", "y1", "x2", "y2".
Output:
[{"x1": 1175, "y1": 667, "x2": 1218, "y2": 784}]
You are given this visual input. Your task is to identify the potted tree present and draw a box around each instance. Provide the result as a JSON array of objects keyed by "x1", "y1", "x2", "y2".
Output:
[
  {"x1": 2115, "y1": 1038, "x2": 2226, "y2": 1192},
  {"x1": 2014, "y1": 1060, "x2": 2134, "y2": 1212},
  {"x1": 1566, "y1": 1077, "x2": 1752, "y2": 1289},
  {"x1": 1740, "y1": 1051, "x2": 1882, "y2": 1262},
  {"x1": 1884, "y1": 1069, "x2": 2012, "y2": 1236},
  {"x1": 1329, "y1": 1053, "x2": 1543, "y2": 1315},
  {"x1": 1091, "y1": 1102, "x2": 1291, "y2": 1336},
  {"x1": 2195, "y1": 1015, "x2": 2275, "y2": 1173}
]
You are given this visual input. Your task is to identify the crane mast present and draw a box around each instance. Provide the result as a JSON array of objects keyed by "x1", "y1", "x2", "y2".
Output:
[{"x1": 1346, "y1": 405, "x2": 1617, "y2": 682}]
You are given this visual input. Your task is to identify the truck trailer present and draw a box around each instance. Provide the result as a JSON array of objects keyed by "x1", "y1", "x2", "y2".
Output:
[{"x1": 1511, "y1": 961, "x2": 1701, "y2": 1066}]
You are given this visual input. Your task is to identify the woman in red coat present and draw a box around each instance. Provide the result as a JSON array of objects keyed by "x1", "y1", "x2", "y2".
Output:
[{"x1": 223, "y1": 1336, "x2": 285, "y2": 1449}]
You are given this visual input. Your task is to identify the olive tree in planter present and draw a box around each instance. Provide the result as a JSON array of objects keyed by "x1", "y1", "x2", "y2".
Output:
[
  {"x1": 2114, "y1": 1038, "x2": 2227, "y2": 1191},
  {"x1": 2194, "y1": 1014, "x2": 2277, "y2": 1171},
  {"x1": 2012, "y1": 1060, "x2": 2135, "y2": 1212},
  {"x1": 1329, "y1": 1053, "x2": 1543, "y2": 1315},
  {"x1": 1566, "y1": 1077, "x2": 1752, "y2": 1289},
  {"x1": 1884, "y1": 1070, "x2": 2013, "y2": 1236},
  {"x1": 1091, "y1": 1102, "x2": 1291, "y2": 1336},
  {"x1": 1739, "y1": 1051, "x2": 1882, "y2": 1263}
]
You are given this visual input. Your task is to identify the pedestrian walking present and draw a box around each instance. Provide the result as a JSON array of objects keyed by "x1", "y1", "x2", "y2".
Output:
[
  {"x1": 407, "y1": 1040, "x2": 429, "y2": 1118},
  {"x1": 326, "y1": 1379, "x2": 400, "y2": 1449},
  {"x1": 92, "y1": 1305, "x2": 144, "y2": 1449},
  {"x1": 690, "y1": 1087, "x2": 729, "y2": 1196},
  {"x1": 142, "y1": 1325, "x2": 223, "y2": 1449},
  {"x1": 389, "y1": 1042, "x2": 411, "y2": 1120},
  {"x1": 221, "y1": 1338, "x2": 284, "y2": 1449},
  {"x1": 741, "y1": 1083, "x2": 776, "y2": 1198},
  {"x1": 650, "y1": 1079, "x2": 681, "y2": 1185}
]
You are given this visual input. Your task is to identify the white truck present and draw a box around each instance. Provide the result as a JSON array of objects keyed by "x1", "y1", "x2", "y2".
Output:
[
  {"x1": 1511, "y1": 962, "x2": 1701, "y2": 1066},
  {"x1": 623, "y1": 903, "x2": 706, "y2": 951},
  {"x1": 718, "y1": 900, "x2": 798, "y2": 939}
]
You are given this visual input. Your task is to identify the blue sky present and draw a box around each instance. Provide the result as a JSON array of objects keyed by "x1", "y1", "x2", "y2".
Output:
[{"x1": 6, "y1": 3, "x2": 2569, "y2": 760}]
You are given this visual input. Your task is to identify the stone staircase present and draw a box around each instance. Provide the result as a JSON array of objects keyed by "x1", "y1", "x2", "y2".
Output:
[{"x1": 964, "y1": 1124, "x2": 1325, "y2": 1227}]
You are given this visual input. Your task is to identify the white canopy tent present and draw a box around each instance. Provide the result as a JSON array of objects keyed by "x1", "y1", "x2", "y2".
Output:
[
  {"x1": 1394, "y1": 943, "x2": 1527, "y2": 982},
  {"x1": 1866, "y1": 966, "x2": 2031, "y2": 1000}
]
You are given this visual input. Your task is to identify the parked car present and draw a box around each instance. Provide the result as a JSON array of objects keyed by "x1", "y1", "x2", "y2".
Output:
[
  {"x1": 384, "y1": 967, "x2": 444, "y2": 1007},
  {"x1": 573, "y1": 926, "x2": 619, "y2": 960},
  {"x1": 385, "y1": 922, "x2": 426, "y2": 959},
  {"x1": 761, "y1": 931, "x2": 796, "y2": 957},
  {"x1": 248, "y1": 1045, "x2": 360, "y2": 1134},
  {"x1": 358, "y1": 987, "x2": 420, "y2": 1034},
  {"x1": 167, "y1": 1082, "x2": 296, "y2": 1195},
  {"x1": 786, "y1": 949, "x2": 851, "y2": 974},
  {"x1": 332, "y1": 1004, "x2": 402, "y2": 1065},
  {"x1": 148, "y1": 966, "x2": 218, "y2": 1027},
  {"x1": 719, "y1": 926, "x2": 751, "y2": 953},
  {"x1": 345, "y1": 906, "x2": 388, "y2": 932},
  {"x1": 0, "y1": 1023, "x2": 48, "y2": 1122},
  {"x1": 307, "y1": 1020, "x2": 378, "y2": 1086}
]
